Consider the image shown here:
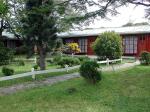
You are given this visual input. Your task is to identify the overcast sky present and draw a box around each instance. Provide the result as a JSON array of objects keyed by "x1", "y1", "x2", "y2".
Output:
[{"x1": 87, "y1": 4, "x2": 149, "y2": 28}]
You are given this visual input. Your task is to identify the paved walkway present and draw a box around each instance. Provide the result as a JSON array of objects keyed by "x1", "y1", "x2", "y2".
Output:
[{"x1": 0, "y1": 61, "x2": 140, "y2": 95}]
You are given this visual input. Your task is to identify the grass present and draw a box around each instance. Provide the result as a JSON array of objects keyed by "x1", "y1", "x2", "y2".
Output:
[
  {"x1": 0, "y1": 68, "x2": 78, "y2": 87},
  {"x1": 0, "y1": 62, "x2": 59, "y2": 77},
  {"x1": 0, "y1": 65, "x2": 150, "y2": 112}
]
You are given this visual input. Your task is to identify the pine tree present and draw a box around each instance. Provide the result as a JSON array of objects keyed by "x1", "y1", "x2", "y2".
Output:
[{"x1": 21, "y1": 0, "x2": 58, "y2": 70}]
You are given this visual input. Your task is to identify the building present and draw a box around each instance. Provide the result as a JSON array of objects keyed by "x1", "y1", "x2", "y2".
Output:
[
  {"x1": 1, "y1": 31, "x2": 22, "y2": 48},
  {"x1": 58, "y1": 25, "x2": 150, "y2": 56},
  {"x1": 1, "y1": 25, "x2": 150, "y2": 57}
]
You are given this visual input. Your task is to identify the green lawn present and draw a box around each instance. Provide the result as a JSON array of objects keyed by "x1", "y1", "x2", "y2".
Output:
[
  {"x1": 0, "y1": 65, "x2": 150, "y2": 112},
  {"x1": 0, "y1": 62, "x2": 59, "y2": 77}
]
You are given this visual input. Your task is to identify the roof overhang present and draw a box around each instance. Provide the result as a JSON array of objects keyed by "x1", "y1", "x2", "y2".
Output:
[{"x1": 58, "y1": 25, "x2": 150, "y2": 38}]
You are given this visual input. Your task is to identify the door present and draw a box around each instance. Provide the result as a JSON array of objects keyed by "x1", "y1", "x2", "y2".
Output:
[
  {"x1": 138, "y1": 35, "x2": 149, "y2": 55},
  {"x1": 87, "y1": 37, "x2": 96, "y2": 55}
]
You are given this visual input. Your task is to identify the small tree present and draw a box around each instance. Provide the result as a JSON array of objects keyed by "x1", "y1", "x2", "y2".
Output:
[{"x1": 92, "y1": 31, "x2": 122, "y2": 60}]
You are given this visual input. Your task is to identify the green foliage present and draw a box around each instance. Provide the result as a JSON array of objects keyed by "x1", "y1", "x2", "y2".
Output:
[
  {"x1": 92, "y1": 31, "x2": 122, "y2": 60},
  {"x1": 2, "y1": 67, "x2": 14, "y2": 76},
  {"x1": 0, "y1": 42, "x2": 14, "y2": 65},
  {"x1": 17, "y1": 60, "x2": 25, "y2": 66},
  {"x1": 140, "y1": 51, "x2": 150, "y2": 65},
  {"x1": 57, "y1": 57, "x2": 80, "y2": 68},
  {"x1": 33, "y1": 65, "x2": 39, "y2": 70},
  {"x1": 77, "y1": 56, "x2": 90, "y2": 62},
  {"x1": 47, "y1": 59, "x2": 53, "y2": 64},
  {"x1": 80, "y1": 61, "x2": 101, "y2": 84},
  {"x1": 0, "y1": 0, "x2": 8, "y2": 16},
  {"x1": 53, "y1": 55, "x2": 62, "y2": 64}
]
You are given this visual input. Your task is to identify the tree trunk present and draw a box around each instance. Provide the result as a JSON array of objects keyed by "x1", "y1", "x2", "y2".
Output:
[{"x1": 38, "y1": 46, "x2": 46, "y2": 70}]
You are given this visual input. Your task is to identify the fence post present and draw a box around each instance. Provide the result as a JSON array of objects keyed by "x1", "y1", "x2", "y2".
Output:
[
  {"x1": 31, "y1": 68, "x2": 35, "y2": 80},
  {"x1": 120, "y1": 57, "x2": 122, "y2": 63},
  {"x1": 65, "y1": 65, "x2": 69, "y2": 72},
  {"x1": 106, "y1": 58, "x2": 109, "y2": 66}
]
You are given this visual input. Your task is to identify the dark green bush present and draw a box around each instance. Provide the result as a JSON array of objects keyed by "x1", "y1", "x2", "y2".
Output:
[
  {"x1": 92, "y1": 31, "x2": 122, "y2": 60},
  {"x1": 78, "y1": 56, "x2": 90, "y2": 62},
  {"x1": 140, "y1": 51, "x2": 150, "y2": 65},
  {"x1": 33, "y1": 65, "x2": 39, "y2": 70},
  {"x1": 80, "y1": 61, "x2": 101, "y2": 84},
  {"x1": 2, "y1": 67, "x2": 14, "y2": 76},
  {"x1": 57, "y1": 57, "x2": 80, "y2": 68},
  {"x1": 0, "y1": 42, "x2": 14, "y2": 65},
  {"x1": 17, "y1": 60, "x2": 25, "y2": 66}
]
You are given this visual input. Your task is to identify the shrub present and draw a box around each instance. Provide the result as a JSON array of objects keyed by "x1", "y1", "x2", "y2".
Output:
[
  {"x1": 80, "y1": 61, "x2": 101, "y2": 84},
  {"x1": 92, "y1": 31, "x2": 122, "y2": 60},
  {"x1": 2, "y1": 67, "x2": 14, "y2": 76},
  {"x1": 53, "y1": 55, "x2": 62, "y2": 64},
  {"x1": 57, "y1": 57, "x2": 80, "y2": 68},
  {"x1": 0, "y1": 42, "x2": 14, "y2": 65},
  {"x1": 17, "y1": 60, "x2": 25, "y2": 66},
  {"x1": 33, "y1": 65, "x2": 39, "y2": 70},
  {"x1": 140, "y1": 51, "x2": 150, "y2": 65},
  {"x1": 78, "y1": 56, "x2": 90, "y2": 62}
]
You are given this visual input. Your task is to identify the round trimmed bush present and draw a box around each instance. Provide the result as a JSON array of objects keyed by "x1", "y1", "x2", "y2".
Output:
[
  {"x1": 92, "y1": 31, "x2": 122, "y2": 60},
  {"x1": 2, "y1": 67, "x2": 14, "y2": 76},
  {"x1": 140, "y1": 51, "x2": 150, "y2": 65},
  {"x1": 80, "y1": 61, "x2": 101, "y2": 84},
  {"x1": 33, "y1": 64, "x2": 39, "y2": 70}
]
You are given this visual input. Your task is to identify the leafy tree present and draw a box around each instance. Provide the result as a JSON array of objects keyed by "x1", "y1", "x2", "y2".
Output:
[
  {"x1": 92, "y1": 32, "x2": 122, "y2": 60},
  {"x1": 0, "y1": 0, "x2": 8, "y2": 38}
]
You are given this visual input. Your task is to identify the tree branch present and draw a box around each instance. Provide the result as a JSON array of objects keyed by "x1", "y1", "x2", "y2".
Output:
[{"x1": 128, "y1": 0, "x2": 150, "y2": 7}]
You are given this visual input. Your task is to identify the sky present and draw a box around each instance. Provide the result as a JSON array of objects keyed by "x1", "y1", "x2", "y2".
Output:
[{"x1": 87, "y1": 4, "x2": 149, "y2": 28}]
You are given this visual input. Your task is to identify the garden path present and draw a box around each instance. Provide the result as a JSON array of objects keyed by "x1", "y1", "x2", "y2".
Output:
[{"x1": 0, "y1": 61, "x2": 140, "y2": 95}]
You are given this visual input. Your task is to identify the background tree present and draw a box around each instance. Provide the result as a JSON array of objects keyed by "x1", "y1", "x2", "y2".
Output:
[
  {"x1": 92, "y1": 32, "x2": 122, "y2": 60},
  {"x1": 0, "y1": 0, "x2": 8, "y2": 38}
]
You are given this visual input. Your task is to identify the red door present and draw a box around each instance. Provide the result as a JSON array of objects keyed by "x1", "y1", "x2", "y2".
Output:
[
  {"x1": 138, "y1": 35, "x2": 147, "y2": 56},
  {"x1": 87, "y1": 37, "x2": 96, "y2": 55}
]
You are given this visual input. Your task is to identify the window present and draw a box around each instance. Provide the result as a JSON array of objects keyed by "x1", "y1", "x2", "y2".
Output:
[
  {"x1": 79, "y1": 38, "x2": 87, "y2": 53},
  {"x1": 123, "y1": 36, "x2": 137, "y2": 54},
  {"x1": 65, "y1": 39, "x2": 73, "y2": 43}
]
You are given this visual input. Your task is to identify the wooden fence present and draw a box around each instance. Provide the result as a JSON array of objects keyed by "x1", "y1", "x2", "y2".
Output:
[
  {"x1": 97, "y1": 58, "x2": 122, "y2": 65},
  {"x1": 0, "y1": 58, "x2": 122, "y2": 82},
  {"x1": 0, "y1": 65, "x2": 80, "y2": 81}
]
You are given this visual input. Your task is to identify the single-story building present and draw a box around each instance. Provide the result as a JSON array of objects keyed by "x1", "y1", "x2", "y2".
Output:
[
  {"x1": 58, "y1": 25, "x2": 150, "y2": 57},
  {"x1": 1, "y1": 25, "x2": 150, "y2": 57},
  {"x1": 1, "y1": 31, "x2": 22, "y2": 48}
]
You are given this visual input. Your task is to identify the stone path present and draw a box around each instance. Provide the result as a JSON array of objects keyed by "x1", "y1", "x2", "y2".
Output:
[{"x1": 0, "y1": 61, "x2": 140, "y2": 95}]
